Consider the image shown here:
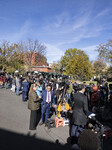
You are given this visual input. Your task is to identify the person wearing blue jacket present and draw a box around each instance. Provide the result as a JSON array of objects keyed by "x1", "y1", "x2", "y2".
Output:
[
  {"x1": 22, "y1": 78, "x2": 29, "y2": 102},
  {"x1": 36, "y1": 82, "x2": 42, "y2": 98},
  {"x1": 39, "y1": 84, "x2": 56, "y2": 125}
]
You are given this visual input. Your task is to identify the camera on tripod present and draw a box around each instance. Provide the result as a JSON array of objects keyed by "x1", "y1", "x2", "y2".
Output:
[{"x1": 87, "y1": 115, "x2": 104, "y2": 137}]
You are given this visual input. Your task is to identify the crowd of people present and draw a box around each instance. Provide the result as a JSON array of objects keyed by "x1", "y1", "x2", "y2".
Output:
[{"x1": 0, "y1": 72, "x2": 112, "y2": 150}]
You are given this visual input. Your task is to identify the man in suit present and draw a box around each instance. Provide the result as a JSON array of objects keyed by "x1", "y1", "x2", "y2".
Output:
[
  {"x1": 40, "y1": 84, "x2": 56, "y2": 125},
  {"x1": 71, "y1": 84, "x2": 88, "y2": 145}
]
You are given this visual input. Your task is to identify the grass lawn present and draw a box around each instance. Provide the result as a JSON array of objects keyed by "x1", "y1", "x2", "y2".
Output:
[{"x1": 84, "y1": 81, "x2": 112, "y2": 86}]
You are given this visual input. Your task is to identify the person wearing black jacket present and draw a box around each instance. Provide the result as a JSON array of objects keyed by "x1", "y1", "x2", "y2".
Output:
[{"x1": 70, "y1": 84, "x2": 88, "y2": 145}]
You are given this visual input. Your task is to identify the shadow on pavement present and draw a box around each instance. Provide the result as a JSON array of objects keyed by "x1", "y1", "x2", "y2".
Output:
[
  {"x1": 103, "y1": 134, "x2": 112, "y2": 150},
  {"x1": 0, "y1": 128, "x2": 69, "y2": 150}
]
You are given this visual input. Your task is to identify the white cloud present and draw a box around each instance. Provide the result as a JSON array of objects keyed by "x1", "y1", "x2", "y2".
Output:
[
  {"x1": 43, "y1": 11, "x2": 105, "y2": 47},
  {"x1": 96, "y1": 9, "x2": 110, "y2": 18},
  {"x1": 0, "y1": 4, "x2": 111, "y2": 65},
  {"x1": 54, "y1": 12, "x2": 70, "y2": 28},
  {"x1": 46, "y1": 43, "x2": 99, "y2": 64},
  {"x1": 73, "y1": 13, "x2": 90, "y2": 30},
  {"x1": 40, "y1": 8, "x2": 111, "y2": 49},
  {"x1": 81, "y1": 45, "x2": 99, "y2": 61},
  {"x1": 45, "y1": 43, "x2": 64, "y2": 63}
]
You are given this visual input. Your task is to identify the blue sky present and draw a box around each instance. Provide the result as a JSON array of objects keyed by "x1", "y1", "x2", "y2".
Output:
[{"x1": 0, "y1": 0, "x2": 112, "y2": 63}]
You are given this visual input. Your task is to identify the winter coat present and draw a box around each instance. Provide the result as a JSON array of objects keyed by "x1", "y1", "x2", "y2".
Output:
[
  {"x1": 72, "y1": 92, "x2": 88, "y2": 125},
  {"x1": 12, "y1": 78, "x2": 16, "y2": 85},
  {"x1": 90, "y1": 91, "x2": 100, "y2": 107},
  {"x1": 22, "y1": 81, "x2": 29, "y2": 92},
  {"x1": 66, "y1": 83, "x2": 73, "y2": 94},
  {"x1": 28, "y1": 89, "x2": 40, "y2": 111}
]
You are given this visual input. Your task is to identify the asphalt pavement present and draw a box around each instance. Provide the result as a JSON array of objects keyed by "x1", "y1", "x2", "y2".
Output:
[
  {"x1": 0, "y1": 88, "x2": 70, "y2": 150},
  {"x1": 0, "y1": 88, "x2": 112, "y2": 150}
]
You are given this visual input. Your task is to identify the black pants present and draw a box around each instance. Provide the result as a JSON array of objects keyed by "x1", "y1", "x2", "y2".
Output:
[{"x1": 29, "y1": 110, "x2": 40, "y2": 130}]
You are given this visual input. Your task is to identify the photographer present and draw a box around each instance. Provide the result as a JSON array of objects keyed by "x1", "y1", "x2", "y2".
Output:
[
  {"x1": 56, "y1": 79, "x2": 69, "y2": 104},
  {"x1": 66, "y1": 80, "x2": 73, "y2": 103},
  {"x1": 99, "y1": 77, "x2": 108, "y2": 106},
  {"x1": 84, "y1": 83, "x2": 93, "y2": 110},
  {"x1": 90, "y1": 86, "x2": 100, "y2": 109},
  {"x1": 109, "y1": 84, "x2": 112, "y2": 107},
  {"x1": 70, "y1": 84, "x2": 88, "y2": 145}
]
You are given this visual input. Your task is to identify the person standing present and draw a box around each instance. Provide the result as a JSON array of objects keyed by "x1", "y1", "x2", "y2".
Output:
[
  {"x1": 36, "y1": 82, "x2": 42, "y2": 98},
  {"x1": 22, "y1": 78, "x2": 29, "y2": 102},
  {"x1": 70, "y1": 84, "x2": 88, "y2": 145},
  {"x1": 9, "y1": 75, "x2": 13, "y2": 89},
  {"x1": 28, "y1": 83, "x2": 41, "y2": 130},
  {"x1": 90, "y1": 86, "x2": 100, "y2": 108},
  {"x1": 40, "y1": 84, "x2": 56, "y2": 125},
  {"x1": 66, "y1": 80, "x2": 73, "y2": 103},
  {"x1": 16, "y1": 75, "x2": 20, "y2": 96},
  {"x1": 0, "y1": 75, "x2": 3, "y2": 86},
  {"x1": 11, "y1": 76, "x2": 16, "y2": 92},
  {"x1": 101, "y1": 77, "x2": 108, "y2": 105},
  {"x1": 3, "y1": 75, "x2": 6, "y2": 87}
]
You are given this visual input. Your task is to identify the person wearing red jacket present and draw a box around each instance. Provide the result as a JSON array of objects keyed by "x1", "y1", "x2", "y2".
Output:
[
  {"x1": 3, "y1": 75, "x2": 6, "y2": 87},
  {"x1": 0, "y1": 75, "x2": 3, "y2": 86},
  {"x1": 90, "y1": 86, "x2": 100, "y2": 107}
]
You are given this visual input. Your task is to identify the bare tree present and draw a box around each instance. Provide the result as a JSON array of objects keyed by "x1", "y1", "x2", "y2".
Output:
[
  {"x1": 96, "y1": 39, "x2": 112, "y2": 63},
  {"x1": 34, "y1": 52, "x2": 47, "y2": 66},
  {"x1": 21, "y1": 39, "x2": 46, "y2": 72},
  {"x1": 92, "y1": 59, "x2": 107, "y2": 77}
]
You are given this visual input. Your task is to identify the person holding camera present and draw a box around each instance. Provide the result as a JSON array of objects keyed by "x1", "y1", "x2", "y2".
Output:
[
  {"x1": 99, "y1": 77, "x2": 108, "y2": 105},
  {"x1": 66, "y1": 80, "x2": 73, "y2": 103},
  {"x1": 70, "y1": 84, "x2": 88, "y2": 145}
]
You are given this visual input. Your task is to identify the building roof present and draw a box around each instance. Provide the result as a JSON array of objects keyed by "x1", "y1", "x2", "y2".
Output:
[{"x1": 32, "y1": 66, "x2": 51, "y2": 69}]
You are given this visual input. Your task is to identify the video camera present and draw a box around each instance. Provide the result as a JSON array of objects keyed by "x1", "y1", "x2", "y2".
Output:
[
  {"x1": 87, "y1": 114, "x2": 104, "y2": 136},
  {"x1": 85, "y1": 85, "x2": 93, "y2": 93},
  {"x1": 57, "y1": 80, "x2": 70, "y2": 95},
  {"x1": 87, "y1": 114, "x2": 104, "y2": 150},
  {"x1": 72, "y1": 83, "x2": 78, "y2": 92}
]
